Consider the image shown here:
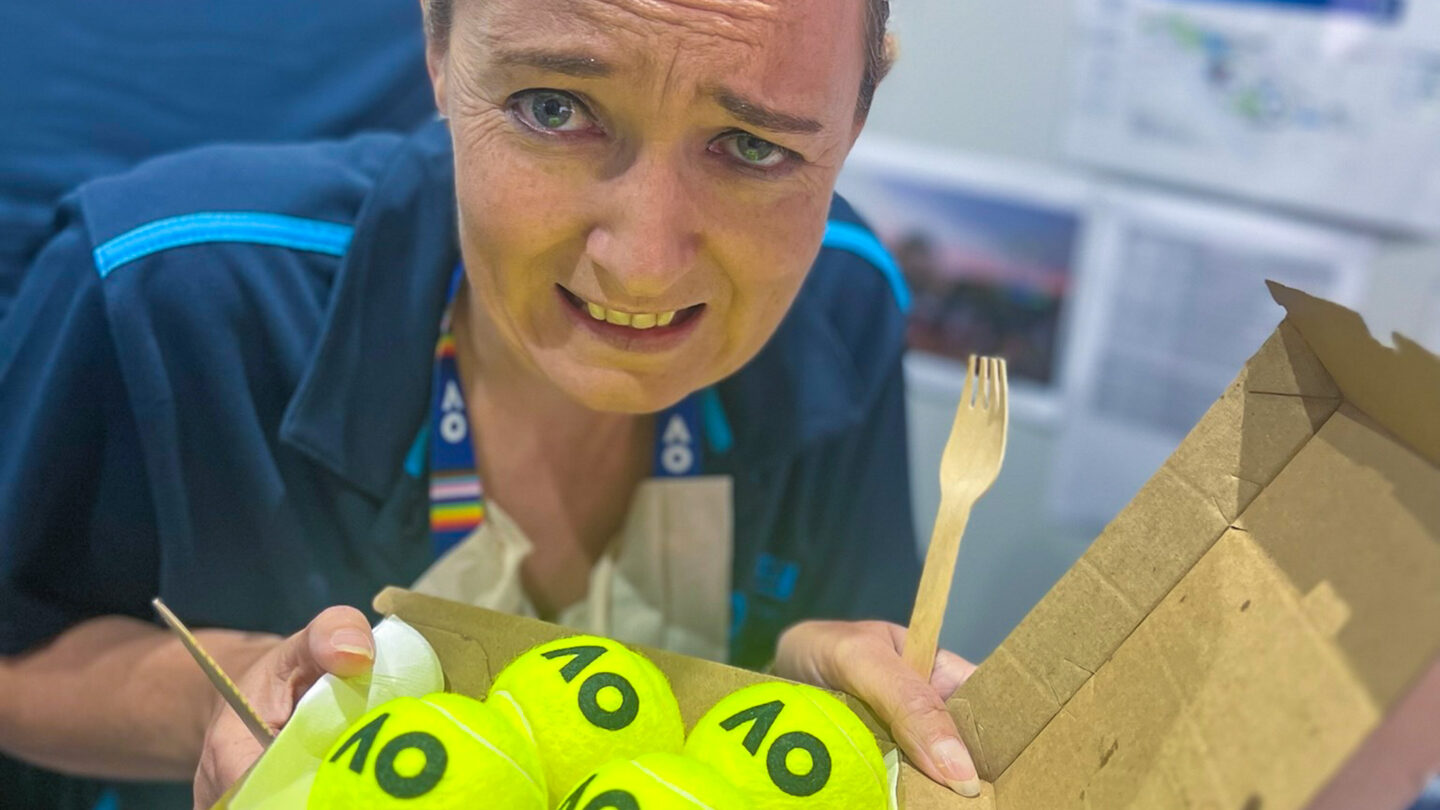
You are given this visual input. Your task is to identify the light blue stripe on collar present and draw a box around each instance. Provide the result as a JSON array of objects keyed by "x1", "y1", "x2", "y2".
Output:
[
  {"x1": 403, "y1": 423, "x2": 430, "y2": 478},
  {"x1": 701, "y1": 387, "x2": 734, "y2": 454},
  {"x1": 822, "y1": 220, "x2": 911, "y2": 313},
  {"x1": 92, "y1": 211, "x2": 354, "y2": 278}
]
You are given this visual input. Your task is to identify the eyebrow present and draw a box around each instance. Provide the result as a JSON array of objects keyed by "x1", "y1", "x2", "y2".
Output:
[
  {"x1": 491, "y1": 49, "x2": 824, "y2": 136},
  {"x1": 494, "y1": 48, "x2": 614, "y2": 78},
  {"x1": 709, "y1": 88, "x2": 824, "y2": 135}
]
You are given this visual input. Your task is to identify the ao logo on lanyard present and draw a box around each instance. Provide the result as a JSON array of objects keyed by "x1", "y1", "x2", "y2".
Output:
[
  {"x1": 653, "y1": 395, "x2": 703, "y2": 479},
  {"x1": 660, "y1": 409, "x2": 697, "y2": 476},
  {"x1": 438, "y1": 379, "x2": 467, "y2": 445}
]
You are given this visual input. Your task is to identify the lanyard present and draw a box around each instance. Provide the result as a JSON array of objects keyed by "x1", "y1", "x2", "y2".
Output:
[{"x1": 427, "y1": 266, "x2": 703, "y2": 557}]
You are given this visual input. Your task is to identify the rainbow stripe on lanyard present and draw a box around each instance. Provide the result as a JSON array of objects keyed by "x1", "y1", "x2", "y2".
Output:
[{"x1": 428, "y1": 265, "x2": 704, "y2": 557}]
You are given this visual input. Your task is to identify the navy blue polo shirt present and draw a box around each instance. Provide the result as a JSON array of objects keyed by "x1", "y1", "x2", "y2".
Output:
[{"x1": 0, "y1": 120, "x2": 919, "y2": 807}]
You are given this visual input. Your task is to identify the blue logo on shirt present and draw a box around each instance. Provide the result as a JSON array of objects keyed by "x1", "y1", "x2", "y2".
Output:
[
  {"x1": 753, "y1": 554, "x2": 799, "y2": 602},
  {"x1": 729, "y1": 554, "x2": 801, "y2": 642}
]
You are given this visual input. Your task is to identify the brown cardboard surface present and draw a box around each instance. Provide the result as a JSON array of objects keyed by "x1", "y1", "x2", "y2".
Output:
[
  {"x1": 1268, "y1": 282, "x2": 1440, "y2": 468},
  {"x1": 219, "y1": 284, "x2": 1438, "y2": 809},
  {"x1": 1235, "y1": 404, "x2": 1440, "y2": 706},
  {"x1": 949, "y1": 282, "x2": 1439, "y2": 809},
  {"x1": 950, "y1": 318, "x2": 1339, "y2": 782}
]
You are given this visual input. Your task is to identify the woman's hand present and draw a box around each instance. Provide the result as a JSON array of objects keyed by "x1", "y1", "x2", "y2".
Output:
[
  {"x1": 192, "y1": 606, "x2": 376, "y2": 809},
  {"x1": 773, "y1": 620, "x2": 982, "y2": 798}
]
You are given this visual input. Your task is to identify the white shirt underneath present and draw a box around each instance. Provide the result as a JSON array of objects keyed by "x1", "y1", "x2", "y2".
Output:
[{"x1": 410, "y1": 475, "x2": 734, "y2": 662}]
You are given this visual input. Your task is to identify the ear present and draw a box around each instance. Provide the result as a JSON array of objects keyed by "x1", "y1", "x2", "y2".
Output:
[
  {"x1": 421, "y1": 0, "x2": 450, "y2": 117},
  {"x1": 428, "y1": 52, "x2": 450, "y2": 118}
]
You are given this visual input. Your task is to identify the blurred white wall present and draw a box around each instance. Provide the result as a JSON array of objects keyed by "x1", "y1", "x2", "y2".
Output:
[{"x1": 862, "y1": 0, "x2": 1440, "y2": 661}]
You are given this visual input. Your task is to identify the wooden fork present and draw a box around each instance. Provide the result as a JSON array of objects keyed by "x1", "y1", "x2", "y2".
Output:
[{"x1": 902, "y1": 355, "x2": 1009, "y2": 679}]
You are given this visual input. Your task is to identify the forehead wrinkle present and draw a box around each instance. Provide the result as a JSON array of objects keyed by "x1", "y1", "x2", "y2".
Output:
[
  {"x1": 493, "y1": 48, "x2": 614, "y2": 78},
  {"x1": 576, "y1": 0, "x2": 777, "y2": 49},
  {"x1": 465, "y1": 0, "x2": 848, "y2": 134}
]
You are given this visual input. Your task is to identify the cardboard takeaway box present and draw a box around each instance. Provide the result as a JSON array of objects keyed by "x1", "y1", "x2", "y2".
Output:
[{"x1": 224, "y1": 283, "x2": 1440, "y2": 809}]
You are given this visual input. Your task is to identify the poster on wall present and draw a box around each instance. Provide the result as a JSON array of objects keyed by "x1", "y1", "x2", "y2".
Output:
[
  {"x1": 1065, "y1": 0, "x2": 1440, "y2": 235},
  {"x1": 1048, "y1": 185, "x2": 1373, "y2": 528},
  {"x1": 835, "y1": 136, "x2": 1093, "y2": 421}
]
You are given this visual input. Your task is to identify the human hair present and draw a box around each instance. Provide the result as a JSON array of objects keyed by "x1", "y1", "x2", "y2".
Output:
[{"x1": 423, "y1": 0, "x2": 894, "y2": 121}]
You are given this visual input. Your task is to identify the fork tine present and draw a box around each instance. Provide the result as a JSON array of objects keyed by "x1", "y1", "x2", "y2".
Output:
[
  {"x1": 979, "y1": 353, "x2": 990, "y2": 406},
  {"x1": 961, "y1": 354, "x2": 978, "y2": 408},
  {"x1": 984, "y1": 354, "x2": 996, "y2": 406},
  {"x1": 999, "y1": 358, "x2": 1008, "y2": 413},
  {"x1": 984, "y1": 356, "x2": 994, "y2": 410}
]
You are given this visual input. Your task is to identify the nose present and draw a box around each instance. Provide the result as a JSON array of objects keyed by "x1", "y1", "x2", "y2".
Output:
[{"x1": 585, "y1": 146, "x2": 701, "y2": 301}]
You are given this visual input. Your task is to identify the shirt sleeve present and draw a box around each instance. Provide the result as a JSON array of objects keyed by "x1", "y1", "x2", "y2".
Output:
[
  {"x1": 803, "y1": 357, "x2": 922, "y2": 626},
  {"x1": 0, "y1": 201, "x2": 160, "y2": 656}
]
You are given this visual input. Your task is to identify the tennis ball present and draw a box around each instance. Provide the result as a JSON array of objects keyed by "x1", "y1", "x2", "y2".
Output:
[
  {"x1": 558, "y1": 752, "x2": 749, "y2": 810},
  {"x1": 488, "y1": 634, "x2": 685, "y2": 804},
  {"x1": 308, "y1": 692, "x2": 547, "y2": 809},
  {"x1": 684, "y1": 681, "x2": 889, "y2": 809}
]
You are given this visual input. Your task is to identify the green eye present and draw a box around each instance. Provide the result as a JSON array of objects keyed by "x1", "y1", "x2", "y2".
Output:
[
  {"x1": 737, "y1": 135, "x2": 777, "y2": 163},
  {"x1": 530, "y1": 92, "x2": 575, "y2": 129},
  {"x1": 722, "y1": 133, "x2": 789, "y2": 169}
]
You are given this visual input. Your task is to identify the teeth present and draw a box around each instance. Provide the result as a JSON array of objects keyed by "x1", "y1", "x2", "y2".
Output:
[{"x1": 579, "y1": 296, "x2": 681, "y2": 331}]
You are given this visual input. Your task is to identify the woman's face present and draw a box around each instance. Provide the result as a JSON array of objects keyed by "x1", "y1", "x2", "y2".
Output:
[{"x1": 429, "y1": 0, "x2": 869, "y2": 412}]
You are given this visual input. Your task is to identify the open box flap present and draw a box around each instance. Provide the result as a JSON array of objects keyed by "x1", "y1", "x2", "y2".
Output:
[
  {"x1": 948, "y1": 283, "x2": 1440, "y2": 809},
  {"x1": 1267, "y1": 281, "x2": 1440, "y2": 469}
]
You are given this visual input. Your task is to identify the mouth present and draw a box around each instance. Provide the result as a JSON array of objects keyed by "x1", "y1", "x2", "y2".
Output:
[
  {"x1": 556, "y1": 285, "x2": 706, "y2": 351},
  {"x1": 557, "y1": 285, "x2": 705, "y2": 331}
]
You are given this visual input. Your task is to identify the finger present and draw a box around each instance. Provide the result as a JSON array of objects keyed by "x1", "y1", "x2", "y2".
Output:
[
  {"x1": 194, "y1": 709, "x2": 266, "y2": 808},
  {"x1": 826, "y1": 639, "x2": 982, "y2": 797},
  {"x1": 307, "y1": 605, "x2": 375, "y2": 676},
  {"x1": 274, "y1": 605, "x2": 374, "y2": 686},
  {"x1": 930, "y1": 649, "x2": 978, "y2": 700}
]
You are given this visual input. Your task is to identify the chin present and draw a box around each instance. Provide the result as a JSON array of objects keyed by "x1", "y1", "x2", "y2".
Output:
[{"x1": 553, "y1": 366, "x2": 701, "y2": 415}]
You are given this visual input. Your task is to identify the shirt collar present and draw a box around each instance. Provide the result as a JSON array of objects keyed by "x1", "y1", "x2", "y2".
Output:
[{"x1": 280, "y1": 119, "x2": 459, "y2": 500}]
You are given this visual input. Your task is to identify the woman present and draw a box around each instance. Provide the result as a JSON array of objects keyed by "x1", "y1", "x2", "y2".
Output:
[{"x1": 0, "y1": 0, "x2": 983, "y2": 807}]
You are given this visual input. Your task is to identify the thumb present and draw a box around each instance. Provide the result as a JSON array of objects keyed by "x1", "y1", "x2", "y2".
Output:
[
  {"x1": 821, "y1": 629, "x2": 981, "y2": 797},
  {"x1": 878, "y1": 670, "x2": 981, "y2": 798},
  {"x1": 273, "y1": 605, "x2": 375, "y2": 687}
]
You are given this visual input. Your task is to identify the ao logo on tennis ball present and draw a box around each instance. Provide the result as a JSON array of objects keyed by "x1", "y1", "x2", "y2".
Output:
[
  {"x1": 557, "y1": 778, "x2": 640, "y2": 810},
  {"x1": 685, "y1": 682, "x2": 889, "y2": 809},
  {"x1": 327, "y1": 712, "x2": 447, "y2": 799},
  {"x1": 543, "y1": 644, "x2": 641, "y2": 730},
  {"x1": 558, "y1": 752, "x2": 748, "y2": 810},
  {"x1": 308, "y1": 693, "x2": 547, "y2": 809},
  {"x1": 721, "y1": 700, "x2": 832, "y2": 796},
  {"x1": 489, "y1": 635, "x2": 686, "y2": 806}
]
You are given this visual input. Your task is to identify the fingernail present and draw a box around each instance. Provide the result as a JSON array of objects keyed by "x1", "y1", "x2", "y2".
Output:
[
  {"x1": 932, "y1": 738, "x2": 982, "y2": 798},
  {"x1": 331, "y1": 629, "x2": 373, "y2": 660}
]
